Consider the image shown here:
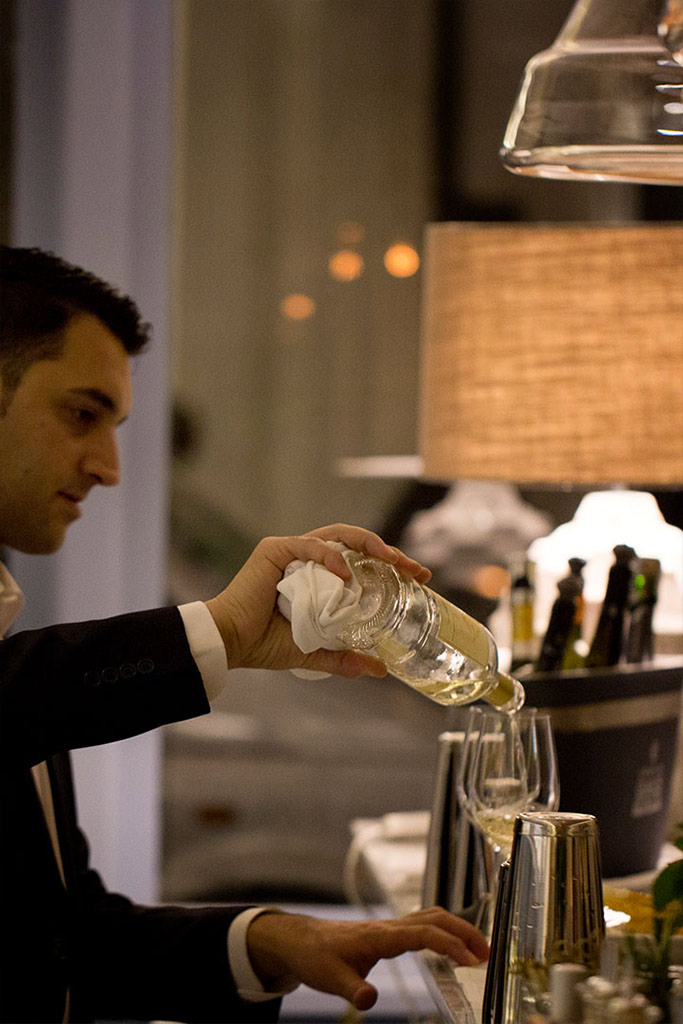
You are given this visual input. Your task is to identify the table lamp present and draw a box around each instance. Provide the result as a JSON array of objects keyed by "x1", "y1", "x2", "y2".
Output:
[{"x1": 418, "y1": 221, "x2": 683, "y2": 647}]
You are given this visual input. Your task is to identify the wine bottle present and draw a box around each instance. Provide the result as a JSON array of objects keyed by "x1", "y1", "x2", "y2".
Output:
[
  {"x1": 509, "y1": 554, "x2": 536, "y2": 673},
  {"x1": 625, "y1": 557, "x2": 660, "y2": 663},
  {"x1": 585, "y1": 544, "x2": 635, "y2": 668},
  {"x1": 536, "y1": 572, "x2": 581, "y2": 673},
  {"x1": 561, "y1": 557, "x2": 587, "y2": 670},
  {"x1": 334, "y1": 553, "x2": 524, "y2": 712}
]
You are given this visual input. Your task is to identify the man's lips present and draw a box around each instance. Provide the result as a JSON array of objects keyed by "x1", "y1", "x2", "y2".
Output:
[{"x1": 58, "y1": 491, "x2": 85, "y2": 517}]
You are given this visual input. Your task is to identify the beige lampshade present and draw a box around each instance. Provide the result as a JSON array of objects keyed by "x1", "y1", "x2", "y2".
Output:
[{"x1": 419, "y1": 222, "x2": 683, "y2": 486}]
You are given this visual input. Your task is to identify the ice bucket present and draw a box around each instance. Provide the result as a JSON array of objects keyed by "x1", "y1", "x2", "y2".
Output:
[{"x1": 522, "y1": 662, "x2": 682, "y2": 877}]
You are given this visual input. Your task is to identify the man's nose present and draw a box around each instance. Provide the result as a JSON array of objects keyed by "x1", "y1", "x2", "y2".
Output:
[{"x1": 82, "y1": 433, "x2": 121, "y2": 487}]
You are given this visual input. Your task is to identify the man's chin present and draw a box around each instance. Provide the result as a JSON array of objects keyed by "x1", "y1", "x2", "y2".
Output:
[{"x1": 11, "y1": 530, "x2": 68, "y2": 556}]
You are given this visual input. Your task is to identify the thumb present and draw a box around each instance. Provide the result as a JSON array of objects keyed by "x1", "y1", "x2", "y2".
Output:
[
  {"x1": 351, "y1": 980, "x2": 378, "y2": 1011},
  {"x1": 319, "y1": 959, "x2": 378, "y2": 1010}
]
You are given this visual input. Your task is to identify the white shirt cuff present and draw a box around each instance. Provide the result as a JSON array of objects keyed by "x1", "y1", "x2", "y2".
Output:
[
  {"x1": 227, "y1": 907, "x2": 299, "y2": 1002},
  {"x1": 177, "y1": 601, "x2": 229, "y2": 702}
]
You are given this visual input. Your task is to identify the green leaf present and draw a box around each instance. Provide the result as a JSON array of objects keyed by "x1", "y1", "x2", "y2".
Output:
[{"x1": 652, "y1": 858, "x2": 683, "y2": 912}]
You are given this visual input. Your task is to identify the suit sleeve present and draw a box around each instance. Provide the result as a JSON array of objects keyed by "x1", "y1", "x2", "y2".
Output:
[
  {"x1": 44, "y1": 794, "x2": 279, "y2": 1023},
  {"x1": 74, "y1": 897, "x2": 282, "y2": 1022},
  {"x1": 70, "y1": 840, "x2": 281, "y2": 1023},
  {"x1": 0, "y1": 606, "x2": 212, "y2": 767}
]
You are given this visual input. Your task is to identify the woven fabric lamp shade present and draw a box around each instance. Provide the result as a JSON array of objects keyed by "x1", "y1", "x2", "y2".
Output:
[{"x1": 418, "y1": 222, "x2": 683, "y2": 486}]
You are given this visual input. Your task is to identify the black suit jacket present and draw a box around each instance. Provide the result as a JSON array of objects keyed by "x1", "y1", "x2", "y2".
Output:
[{"x1": 0, "y1": 606, "x2": 280, "y2": 1024}]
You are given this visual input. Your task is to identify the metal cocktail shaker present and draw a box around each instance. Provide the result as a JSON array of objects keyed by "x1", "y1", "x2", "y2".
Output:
[
  {"x1": 481, "y1": 859, "x2": 512, "y2": 1024},
  {"x1": 483, "y1": 811, "x2": 605, "y2": 1023}
]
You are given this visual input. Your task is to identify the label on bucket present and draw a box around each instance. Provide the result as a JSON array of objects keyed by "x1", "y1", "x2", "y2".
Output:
[{"x1": 630, "y1": 751, "x2": 665, "y2": 818}]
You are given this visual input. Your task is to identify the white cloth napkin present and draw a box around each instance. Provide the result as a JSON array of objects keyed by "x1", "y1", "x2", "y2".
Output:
[{"x1": 276, "y1": 543, "x2": 363, "y2": 678}]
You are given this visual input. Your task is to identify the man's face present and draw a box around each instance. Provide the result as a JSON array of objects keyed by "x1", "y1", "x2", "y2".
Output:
[{"x1": 0, "y1": 313, "x2": 133, "y2": 554}]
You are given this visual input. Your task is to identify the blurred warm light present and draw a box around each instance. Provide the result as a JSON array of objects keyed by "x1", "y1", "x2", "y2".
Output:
[
  {"x1": 337, "y1": 220, "x2": 366, "y2": 245},
  {"x1": 328, "y1": 249, "x2": 364, "y2": 282},
  {"x1": 335, "y1": 455, "x2": 424, "y2": 478},
  {"x1": 471, "y1": 565, "x2": 511, "y2": 600},
  {"x1": 384, "y1": 243, "x2": 420, "y2": 278},
  {"x1": 280, "y1": 293, "x2": 316, "y2": 321}
]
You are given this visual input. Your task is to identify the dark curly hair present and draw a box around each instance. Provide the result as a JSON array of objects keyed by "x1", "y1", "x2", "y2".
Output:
[{"x1": 0, "y1": 246, "x2": 151, "y2": 402}]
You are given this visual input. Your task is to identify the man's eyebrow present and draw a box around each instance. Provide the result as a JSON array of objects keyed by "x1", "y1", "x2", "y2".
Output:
[{"x1": 67, "y1": 387, "x2": 128, "y2": 423}]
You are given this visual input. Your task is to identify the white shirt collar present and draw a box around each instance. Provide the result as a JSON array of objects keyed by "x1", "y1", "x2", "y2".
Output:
[{"x1": 0, "y1": 562, "x2": 26, "y2": 637}]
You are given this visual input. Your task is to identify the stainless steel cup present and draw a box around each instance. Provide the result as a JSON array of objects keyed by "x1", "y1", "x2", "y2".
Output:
[
  {"x1": 493, "y1": 811, "x2": 605, "y2": 1023},
  {"x1": 421, "y1": 731, "x2": 489, "y2": 918}
]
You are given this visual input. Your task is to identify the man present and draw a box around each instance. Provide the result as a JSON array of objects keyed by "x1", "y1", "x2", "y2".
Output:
[{"x1": 0, "y1": 246, "x2": 488, "y2": 1023}]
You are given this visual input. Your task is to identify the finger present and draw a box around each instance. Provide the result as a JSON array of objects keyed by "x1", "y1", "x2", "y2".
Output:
[
  {"x1": 417, "y1": 915, "x2": 489, "y2": 963},
  {"x1": 305, "y1": 527, "x2": 431, "y2": 583},
  {"x1": 304, "y1": 525, "x2": 411, "y2": 569},
  {"x1": 313, "y1": 959, "x2": 379, "y2": 1012},
  {"x1": 387, "y1": 547, "x2": 432, "y2": 583},
  {"x1": 457, "y1": 924, "x2": 490, "y2": 962},
  {"x1": 414, "y1": 927, "x2": 483, "y2": 966},
  {"x1": 351, "y1": 980, "x2": 378, "y2": 1012},
  {"x1": 468, "y1": 933, "x2": 490, "y2": 962},
  {"x1": 367, "y1": 921, "x2": 485, "y2": 966},
  {"x1": 303, "y1": 649, "x2": 388, "y2": 679},
  {"x1": 305, "y1": 524, "x2": 394, "y2": 558},
  {"x1": 408, "y1": 908, "x2": 490, "y2": 961},
  {"x1": 260, "y1": 535, "x2": 354, "y2": 581},
  {"x1": 430, "y1": 908, "x2": 490, "y2": 949}
]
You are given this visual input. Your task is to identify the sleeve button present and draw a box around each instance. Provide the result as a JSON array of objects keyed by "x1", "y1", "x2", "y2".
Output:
[{"x1": 137, "y1": 658, "x2": 155, "y2": 675}]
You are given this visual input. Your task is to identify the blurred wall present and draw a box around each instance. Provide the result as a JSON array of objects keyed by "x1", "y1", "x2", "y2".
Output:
[{"x1": 171, "y1": 0, "x2": 440, "y2": 549}]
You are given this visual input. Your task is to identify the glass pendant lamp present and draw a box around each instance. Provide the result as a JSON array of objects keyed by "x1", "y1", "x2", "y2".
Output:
[{"x1": 501, "y1": 0, "x2": 683, "y2": 184}]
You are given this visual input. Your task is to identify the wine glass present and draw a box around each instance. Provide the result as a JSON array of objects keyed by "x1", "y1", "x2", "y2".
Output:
[
  {"x1": 456, "y1": 707, "x2": 531, "y2": 936},
  {"x1": 517, "y1": 708, "x2": 560, "y2": 813},
  {"x1": 464, "y1": 709, "x2": 530, "y2": 861}
]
